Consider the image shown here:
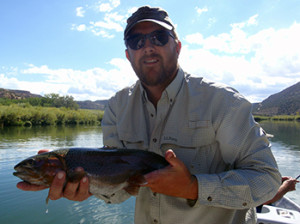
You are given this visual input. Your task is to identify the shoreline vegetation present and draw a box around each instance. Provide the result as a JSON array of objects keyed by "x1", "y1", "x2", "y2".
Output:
[
  {"x1": 0, "y1": 94, "x2": 104, "y2": 127},
  {"x1": 0, "y1": 104, "x2": 299, "y2": 127},
  {"x1": 0, "y1": 93, "x2": 299, "y2": 127},
  {"x1": 254, "y1": 115, "x2": 300, "y2": 122},
  {"x1": 0, "y1": 104, "x2": 104, "y2": 127}
]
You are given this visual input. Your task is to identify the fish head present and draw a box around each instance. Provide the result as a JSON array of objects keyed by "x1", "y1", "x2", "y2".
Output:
[{"x1": 13, "y1": 151, "x2": 66, "y2": 186}]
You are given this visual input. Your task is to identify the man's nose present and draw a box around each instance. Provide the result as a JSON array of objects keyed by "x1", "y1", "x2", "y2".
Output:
[{"x1": 143, "y1": 38, "x2": 155, "y2": 53}]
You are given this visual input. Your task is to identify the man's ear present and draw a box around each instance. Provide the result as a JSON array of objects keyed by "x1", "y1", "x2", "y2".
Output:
[
  {"x1": 176, "y1": 41, "x2": 182, "y2": 56},
  {"x1": 125, "y1": 49, "x2": 130, "y2": 61}
]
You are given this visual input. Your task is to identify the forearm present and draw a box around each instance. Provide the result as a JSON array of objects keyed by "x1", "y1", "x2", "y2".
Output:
[{"x1": 195, "y1": 159, "x2": 281, "y2": 209}]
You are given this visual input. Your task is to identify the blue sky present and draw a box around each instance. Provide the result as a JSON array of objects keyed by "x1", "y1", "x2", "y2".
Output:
[{"x1": 1, "y1": 0, "x2": 300, "y2": 102}]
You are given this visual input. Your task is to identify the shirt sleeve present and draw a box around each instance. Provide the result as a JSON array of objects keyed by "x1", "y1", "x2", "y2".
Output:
[
  {"x1": 100, "y1": 95, "x2": 132, "y2": 204},
  {"x1": 195, "y1": 95, "x2": 281, "y2": 209}
]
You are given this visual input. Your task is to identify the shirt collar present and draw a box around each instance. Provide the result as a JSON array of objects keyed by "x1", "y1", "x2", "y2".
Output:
[{"x1": 164, "y1": 67, "x2": 184, "y2": 104}]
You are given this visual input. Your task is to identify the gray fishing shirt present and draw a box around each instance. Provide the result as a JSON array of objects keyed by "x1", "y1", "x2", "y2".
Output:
[{"x1": 101, "y1": 67, "x2": 281, "y2": 224}]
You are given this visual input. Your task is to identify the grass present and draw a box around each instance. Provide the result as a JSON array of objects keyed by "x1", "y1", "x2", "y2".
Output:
[
  {"x1": 254, "y1": 115, "x2": 300, "y2": 122},
  {"x1": 0, "y1": 104, "x2": 104, "y2": 127}
]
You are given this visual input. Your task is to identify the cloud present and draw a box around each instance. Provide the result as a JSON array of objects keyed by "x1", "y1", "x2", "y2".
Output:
[
  {"x1": 181, "y1": 20, "x2": 300, "y2": 102},
  {"x1": 185, "y1": 14, "x2": 260, "y2": 54},
  {"x1": 196, "y1": 7, "x2": 208, "y2": 15},
  {"x1": 90, "y1": 12, "x2": 124, "y2": 32},
  {"x1": 76, "y1": 7, "x2": 85, "y2": 17},
  {"x1": 1, "y1": 59, "x2": 137, "y2": 101},
  {"x1": 71, "y1": 24, "x2": 86, "y2": 32},
  {"x1": 71, "y1": 0, "x2": 125, "y2": 38},
  {"x1": 97, "y1": 0, "x2": 120, "y2": 12}
]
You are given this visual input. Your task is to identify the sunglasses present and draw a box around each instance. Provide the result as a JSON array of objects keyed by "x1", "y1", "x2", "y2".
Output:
[{"x1": 125, "y1": 30, "x2": 175, "y2": 50}]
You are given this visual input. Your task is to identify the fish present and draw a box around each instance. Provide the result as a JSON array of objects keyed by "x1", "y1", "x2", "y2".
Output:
[{"x1": 13, "y1": 147, "x2": 169, "y2": 199}]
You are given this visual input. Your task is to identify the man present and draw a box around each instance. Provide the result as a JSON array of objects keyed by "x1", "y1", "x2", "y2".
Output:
[
  {"x1": 263, "y1": 176, "x2": 299, "y2": 205},
  {"x1": 18, "y1": 6, "x2": 281, "y2": 224}
]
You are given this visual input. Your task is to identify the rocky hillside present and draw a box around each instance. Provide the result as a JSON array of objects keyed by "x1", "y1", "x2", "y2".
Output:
[
  {"x1": 0, "y1": 87, "x2": 108, "y2": 110},
  {"x1": 253, "y1": 82, "x2": 300, "y2": 116},
  {"x1": 76, "y1": 100, "x2": 108, "y2": 110},
  {"x1": 0, "y1": 88, "x2": 41, "y2": 99}
]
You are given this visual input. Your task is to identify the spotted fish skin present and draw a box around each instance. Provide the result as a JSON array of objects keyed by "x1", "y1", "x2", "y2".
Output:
[{"x1": 14, "y1": 147, "x2": 169, "y2": 198}]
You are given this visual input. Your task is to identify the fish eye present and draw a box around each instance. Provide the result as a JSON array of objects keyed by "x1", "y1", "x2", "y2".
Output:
[
  {"x1": 29, "y1": 158, "x2": 44, "y2": 168},
  {"x1": 27, "y1": 158, "x2": 35, "y2": 165}
]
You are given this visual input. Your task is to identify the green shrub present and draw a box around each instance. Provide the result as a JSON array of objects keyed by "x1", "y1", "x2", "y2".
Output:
[{"x1": 0, "y1": 105, "x2": 103, "y2": 127}]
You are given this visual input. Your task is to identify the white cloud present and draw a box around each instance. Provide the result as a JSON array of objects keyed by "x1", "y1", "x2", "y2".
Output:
[
  {"x1": 196, "y1": 7, "x2": 208, "y2": 15},
  {"x1": 71, "y1": 1, "x2": 125, "y2": 38},
  {"x1": 71, "y1": 24, "x2": 86, "y2": 32},
  {"x1": 97, "y1": 0, "x2": 120, "y2": 12},
  {"x1": 90, "y1": 12, "x2": 124, "y2": 32},
  {"x1": 231, "y1": 14, "x2": 258, "y2": 29},
  {"x1": 181, "y1": 21, "x2": 300, "y2": 102},
  {"x1": 76, "y1": 7, "x2": 85, "y2": 17},
  {"x1": 98, "y1": 3, "x2": 113, "y2": 12},
  {"x1": 2, "y1": 59, "x2": 136, "y2": 101}
]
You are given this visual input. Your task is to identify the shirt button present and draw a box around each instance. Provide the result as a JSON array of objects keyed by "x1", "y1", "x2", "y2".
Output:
[
  {"x1": 153, "y1": 192, "x2": 157, "y2": 196},
  {"x1": 207, "y1": 196, "x2": 212, "y2": 202},
  {"x1": 153, "y1": 219, "x2": 158, "y2": 224},
  {"x1": 243, "y1": 202, "x2": 247, "y2": 206},
  {"x1": 153, "y1": 138, "x2": 157, "y2": 143},
  {"x1": 150, "y1": 113, "x2": 154, "y2": 117}
]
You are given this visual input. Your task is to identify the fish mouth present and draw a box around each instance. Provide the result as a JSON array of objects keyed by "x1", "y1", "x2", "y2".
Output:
[
  {"x1": 13, "y1": 166, "x2": 36, "y2": 179},
  {"x1": 13, "y1": 167, "x2": 50, "y2": 186}
]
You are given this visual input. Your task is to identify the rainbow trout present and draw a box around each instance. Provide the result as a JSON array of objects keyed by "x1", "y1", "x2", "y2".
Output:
[{"x1": 14, "y1": 147, "x2": 169, "y2": 199}]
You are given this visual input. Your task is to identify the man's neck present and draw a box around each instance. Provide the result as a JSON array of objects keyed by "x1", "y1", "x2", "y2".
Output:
[
  {"x1": 142, "y1": 68, "x2": 179, "y2": 108},
  {"x1": 143, "y1": 85, "x2": 165, "y2": 108}
]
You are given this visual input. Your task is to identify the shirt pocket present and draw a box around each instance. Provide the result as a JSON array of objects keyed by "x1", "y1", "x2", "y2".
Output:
[
  {"x1": 118, "y1": 127, "x2": 149, "y2": 150},
  {"x1": 161, "y1": 120, "x2": 218, "y2": 173}
]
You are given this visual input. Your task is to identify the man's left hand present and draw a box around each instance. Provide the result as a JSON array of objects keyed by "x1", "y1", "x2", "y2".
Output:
[{"x1": 143, "y1": 149, "x2": 198, "y2": 200}]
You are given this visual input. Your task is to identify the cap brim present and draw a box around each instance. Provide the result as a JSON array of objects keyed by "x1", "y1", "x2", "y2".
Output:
[{"x1": 124, "y1": 19, "x2": 173, "y2": 38}]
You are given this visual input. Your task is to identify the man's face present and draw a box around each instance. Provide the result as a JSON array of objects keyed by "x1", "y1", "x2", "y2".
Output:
[{"x1": 125, "y1": 22, "x2": 181, "y2": 90}]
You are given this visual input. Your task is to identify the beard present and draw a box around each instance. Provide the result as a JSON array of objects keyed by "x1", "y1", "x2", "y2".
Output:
[{"x1": 132, "y1": 53, "x2": 178, "y2": 87}]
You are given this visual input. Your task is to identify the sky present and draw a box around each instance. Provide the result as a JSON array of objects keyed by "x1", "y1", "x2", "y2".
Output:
[{"x1": 1, "y1": 0, "x2": 300, "y2": 103}]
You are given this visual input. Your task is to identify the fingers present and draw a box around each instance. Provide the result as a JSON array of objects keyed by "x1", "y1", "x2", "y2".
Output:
[
  {"x1": 63, "y1": 176, "x2": 91, "y2": 201},
  {"x1": 164, "y1": 149, "x2": 186, "y2": 170},
  {"x1": 143, "y1": 169, "x2": 162, "y2": 185},
  {"x1": 124, "y1": 184, "x2": 140, "y2": 195},
  {"x1": 17, "y1": 182, "x2": 48, "y2": 191},
  {"x1": 48, "y1": 171, "x2": 65, "y2": 200},
  {"x1": 76, "y1": 177, "x2": 92, "y2": 201},
  {"x1": 48, "y1": 170, "x2": 91, "y2": 202},
  {"x1": 38, "y1": 149, "x2": 50, "y2": 154},
  {"x1": 142, "y1": 149, "x2": 198, "y2": 199}
]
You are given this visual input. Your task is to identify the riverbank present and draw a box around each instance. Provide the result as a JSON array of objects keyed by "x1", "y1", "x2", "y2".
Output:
[
  {"x1": 1, "y1": 104, "x2": 299, "y2": 127},
  {"x1": 254, "y1": 115, "x2": 300, "y2": 122},
  {"x1": 0, "y1": 104, "x2": 104, "y2": 127}
]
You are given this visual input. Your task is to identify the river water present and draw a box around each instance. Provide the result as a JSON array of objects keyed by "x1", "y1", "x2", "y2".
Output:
[{"x1": 0, "y1": 122, "x2": 299, "y2": 224}]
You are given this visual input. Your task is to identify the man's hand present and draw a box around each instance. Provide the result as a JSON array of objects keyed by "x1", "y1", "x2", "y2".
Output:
[
  {"x1": 16, "y1": 149, "x2": 92, "y2": 202},
  {"x1": 143, "y1": 149, "x2": 198, "y2": 200},
  {"x1": 281, "y1": 176, "x2": 299, "y2": 192}
]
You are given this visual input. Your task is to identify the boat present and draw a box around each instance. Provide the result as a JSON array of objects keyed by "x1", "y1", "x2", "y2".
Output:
[{"x1": 256, "y1": 197, "x2": 300, "y2": 224}]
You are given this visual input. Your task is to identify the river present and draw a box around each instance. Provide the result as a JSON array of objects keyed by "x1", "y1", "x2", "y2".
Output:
[{"x1": 0, "y1": 122, "x2": 299, "y2": 224}]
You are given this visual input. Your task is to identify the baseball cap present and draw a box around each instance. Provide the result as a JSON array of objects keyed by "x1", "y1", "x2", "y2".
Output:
[{"x1": 124, "y1": 6, "x2": 175, "y2": 38}]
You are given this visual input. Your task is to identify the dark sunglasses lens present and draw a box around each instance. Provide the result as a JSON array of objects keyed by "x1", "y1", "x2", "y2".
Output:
[
  {"x1": 150, "y1": 30, "x2": 169, "y2": 46},
  {"x1": 127, "y1": 34, "x2": 145, "y2": 50}
]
